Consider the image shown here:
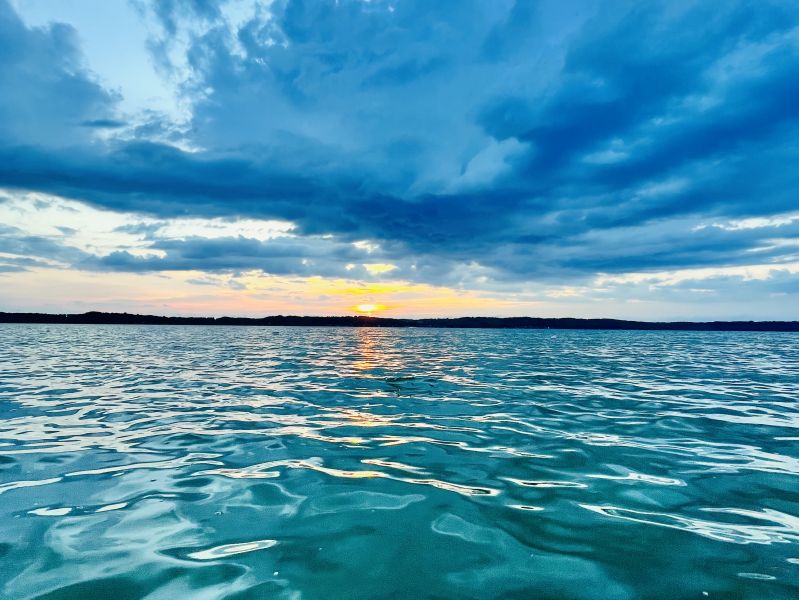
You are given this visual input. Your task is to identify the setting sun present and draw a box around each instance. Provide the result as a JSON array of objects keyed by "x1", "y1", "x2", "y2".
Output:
[{"x1": 353, "y1": 303, "x2": 386, "y2": 315}]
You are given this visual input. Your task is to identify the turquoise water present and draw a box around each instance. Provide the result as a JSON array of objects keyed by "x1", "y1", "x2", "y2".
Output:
[{"x1": 0, "y1": 325, "x2": 798, "y2": 599}]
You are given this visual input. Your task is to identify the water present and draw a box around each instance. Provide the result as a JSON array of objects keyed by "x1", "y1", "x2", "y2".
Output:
[{"x1": 1, "y1": 324, "x2": 798, "y2": 599}]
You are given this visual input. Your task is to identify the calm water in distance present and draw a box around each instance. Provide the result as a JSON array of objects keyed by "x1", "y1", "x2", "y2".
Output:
[{"x1": 0, "y1": 324, "x2": 798, "y2": 599}]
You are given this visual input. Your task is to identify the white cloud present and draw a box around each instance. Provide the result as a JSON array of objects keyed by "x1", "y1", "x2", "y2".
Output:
[
  {"x1": 595, "y1": 262, "x2": 799, "y2": 287},
  {"x1": 706, "y1": 212, "x2": 799, "y2": 231}
]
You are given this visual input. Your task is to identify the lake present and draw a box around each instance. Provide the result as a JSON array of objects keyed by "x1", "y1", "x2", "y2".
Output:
[{"x1": 1, "y1": 324, "x2": 798, "y2": 598}]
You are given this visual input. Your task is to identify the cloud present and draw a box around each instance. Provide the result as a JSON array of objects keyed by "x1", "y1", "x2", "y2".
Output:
[
  {"x1": 0, "y1": 0, "x2": 798, "y2": 298},
  {"x1": 0, "y1": 224, "x2": 91, "y2": 268},
  {"x1": 81, "y1": 119, "x2": 127, "y2": 129},
  {"x1": 0, "y1": 0, "x2": 119, "y2": 146},
  {"x1": 89, "y1": 234, "x2": 377, "y2": 278}
]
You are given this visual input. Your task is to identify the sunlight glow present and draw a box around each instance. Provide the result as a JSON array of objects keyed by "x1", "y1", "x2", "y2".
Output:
[{"x1": 353, "y1": 303, "x2": 386, "y2": 315}]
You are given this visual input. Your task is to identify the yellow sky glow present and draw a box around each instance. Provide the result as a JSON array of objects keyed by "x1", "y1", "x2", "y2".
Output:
[{"x1": 0, "y1": 268, "x2": 526, "y2": 318}]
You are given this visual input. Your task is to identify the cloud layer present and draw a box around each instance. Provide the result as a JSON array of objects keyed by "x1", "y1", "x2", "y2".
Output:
[{"x1": 1, "y1": 0, "x2": 798, "y2": 316}]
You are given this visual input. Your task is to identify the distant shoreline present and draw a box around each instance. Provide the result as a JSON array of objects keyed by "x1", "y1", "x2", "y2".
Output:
[{"x1": 1, "y1": 311, "x2": 797, "y2": 331}]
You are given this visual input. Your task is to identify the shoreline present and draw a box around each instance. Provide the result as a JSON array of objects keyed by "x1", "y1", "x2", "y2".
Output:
[{"x1": 1, "y1": 311, "x2": 798, "y2": 332}]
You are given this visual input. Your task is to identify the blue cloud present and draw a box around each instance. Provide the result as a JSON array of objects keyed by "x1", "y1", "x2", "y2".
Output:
[
  {"x1": 89, "y1": 235, "x2": 374, "y2": 277},
  {"x1": 0, "y1": 224, "x2": 91, "y2": 269},
  {"x1": 1, "y1": 0, "x2": 798, "y2": 291},
  {"x1": 0, "y1": 1, "x2": 118, "y2": 146}
]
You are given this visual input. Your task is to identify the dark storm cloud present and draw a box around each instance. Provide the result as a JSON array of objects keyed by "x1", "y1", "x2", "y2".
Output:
[
  {"x1": 1, "y1": 0, "x2": 798, "y2": 285},
  {"x1": 90, "y1": 234, "x2": 380, "y2": 278}
]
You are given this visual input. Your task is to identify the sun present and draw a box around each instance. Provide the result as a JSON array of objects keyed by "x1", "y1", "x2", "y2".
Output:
[{"x1": 353, "y1": 303, "x2": 386, "y2": 315}]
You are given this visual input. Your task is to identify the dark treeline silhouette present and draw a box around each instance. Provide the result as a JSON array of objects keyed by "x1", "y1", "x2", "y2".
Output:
[{"x1": 1, "y1": 311, "x2": 797, "y2": 331}]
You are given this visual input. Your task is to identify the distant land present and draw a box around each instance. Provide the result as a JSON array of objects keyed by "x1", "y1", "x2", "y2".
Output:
[{"x1": 1, "y1": 311, "x2": 797, "y2": 331}]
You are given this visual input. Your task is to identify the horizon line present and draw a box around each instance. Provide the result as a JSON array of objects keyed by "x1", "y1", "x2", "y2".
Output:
[{"x1": 1, "y1": 311, "x2": 797, "y2": 332}]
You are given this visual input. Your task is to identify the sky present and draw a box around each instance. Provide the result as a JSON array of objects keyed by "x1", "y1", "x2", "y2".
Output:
[{"x1": 1, "y1": 0, "x2": 798, "y2": 320}]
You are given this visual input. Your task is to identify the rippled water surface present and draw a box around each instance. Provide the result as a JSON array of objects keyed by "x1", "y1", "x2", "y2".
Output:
[{"x1": 1, "y1": 324, "x2": 798, "y2": 599}]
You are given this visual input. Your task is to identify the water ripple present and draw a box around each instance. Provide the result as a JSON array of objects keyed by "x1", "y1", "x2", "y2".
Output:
[{"x1": 1, "y1": 325, "x2": 798, "y2": 599}]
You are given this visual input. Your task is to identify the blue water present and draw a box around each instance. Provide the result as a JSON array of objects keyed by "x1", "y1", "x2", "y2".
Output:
[{"x1": 0, "y1": 325, "x2": 798, "y2": 599}]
